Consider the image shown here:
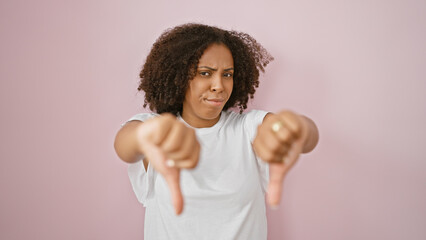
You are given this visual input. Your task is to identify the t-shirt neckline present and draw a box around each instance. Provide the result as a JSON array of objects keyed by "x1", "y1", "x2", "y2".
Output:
[{"x1": 177, "y1": 111, "x2": 227, "y2": 134}]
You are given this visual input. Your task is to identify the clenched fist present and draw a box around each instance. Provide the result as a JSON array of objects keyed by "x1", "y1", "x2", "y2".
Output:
[
  {"x1": 253, "y1": 110, "x2": 310, "y2": 207},
  {"x1": 137, "y1": 113, "x2": 201, "y2": 215}
]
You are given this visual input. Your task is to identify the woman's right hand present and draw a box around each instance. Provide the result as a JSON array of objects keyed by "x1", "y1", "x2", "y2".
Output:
[{"x1": 136, "y1": 113, "x2": 200, "y2": 215}]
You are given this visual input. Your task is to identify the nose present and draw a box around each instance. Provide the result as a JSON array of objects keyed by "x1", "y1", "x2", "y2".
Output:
[{"x1": 210, "y1": 75, "x2": 224, "y2": 92}]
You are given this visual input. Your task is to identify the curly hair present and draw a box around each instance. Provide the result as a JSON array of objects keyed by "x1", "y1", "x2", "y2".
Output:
[{"x1": 138, "y1": 23, "x2": 273, "y2": 115}]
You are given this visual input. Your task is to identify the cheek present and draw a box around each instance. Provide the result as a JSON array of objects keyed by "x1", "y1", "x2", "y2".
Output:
[
  {"x1": 227, "y1": 81, "x2": 234, "y2": 94},
  {"x1": 192, "y1": 81, "x2": 210, "y2": 97},
  {"x1": 186, "y1": 83, "x2": 204, "y2": 103}
]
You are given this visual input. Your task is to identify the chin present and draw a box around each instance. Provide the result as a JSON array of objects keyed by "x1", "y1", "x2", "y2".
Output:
[{"x1": 200, "y1": 109, "x2": 223, "y2": 120}]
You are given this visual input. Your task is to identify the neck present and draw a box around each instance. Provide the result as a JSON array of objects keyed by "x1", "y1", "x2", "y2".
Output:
[{"x1": 181, "y1": 111, "x2": 222, "y2": 128}]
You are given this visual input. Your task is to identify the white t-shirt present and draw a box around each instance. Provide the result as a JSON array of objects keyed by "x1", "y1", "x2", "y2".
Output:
[{"x1": 126, "y1": 110, "x2": 269, "y2": 240}]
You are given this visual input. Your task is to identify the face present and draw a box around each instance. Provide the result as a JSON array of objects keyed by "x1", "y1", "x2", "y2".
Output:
[{"x1": 182, "y1": 43, "x2": 234, "y2": 128}]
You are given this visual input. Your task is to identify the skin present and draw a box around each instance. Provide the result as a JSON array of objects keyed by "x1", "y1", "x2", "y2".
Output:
[
  {"x1": 182, "y1": 43, "x2": 234, "y2": 128},
  {"x1": 114, "y1": 43, "x2": 319, "y2": 215},
  {"x1": 254, "y1": 111, "x2": 319, "y2": 207}
]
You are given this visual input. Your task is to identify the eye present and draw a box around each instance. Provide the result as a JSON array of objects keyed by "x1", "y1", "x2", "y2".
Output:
[
  {"x1": 199, "y1": 71, "x2": 211, "y2": 77},
  {"x1": 223, "y1": 72, "x2": 233, "y2": 78}
]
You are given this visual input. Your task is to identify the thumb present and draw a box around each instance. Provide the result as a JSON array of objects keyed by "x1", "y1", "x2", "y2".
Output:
[
  {"x1": 267, "y1": 136, "x2": 305, "y2": 208},
  {"x1": 267, "y1": 164, "x2": 286, "y2": 208},
  {"x1": 141, "y1": 141, "x2": 184, "y2": 215},
  {"x1": 164, "y1": 170, "x2": 184, "y2": 215}
]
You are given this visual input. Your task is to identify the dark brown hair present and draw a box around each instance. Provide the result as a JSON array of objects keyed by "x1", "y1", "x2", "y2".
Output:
[{"x1": 138, "y1": 23, "x2": 273, "y2": 115}]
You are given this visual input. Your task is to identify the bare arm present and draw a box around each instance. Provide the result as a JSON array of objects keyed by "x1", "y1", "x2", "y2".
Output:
[
  {"x1": 113, "y1": 114, "x2": 200, "y2": 215},
  {"x1": 114, "y1": 120, "x2": 148, "y2": 169},
  {"x1": 254, "y1": 111, "x2": 319, "y2": 207}
]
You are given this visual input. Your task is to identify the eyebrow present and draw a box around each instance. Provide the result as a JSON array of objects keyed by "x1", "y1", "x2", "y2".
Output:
[{"x1": 198, "y1": 66, "x2": 234, "y2": 71}]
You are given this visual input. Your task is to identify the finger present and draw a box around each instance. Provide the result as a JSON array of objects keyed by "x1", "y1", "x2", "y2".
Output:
[
  {"x1": 161, "y1": 121, "x2": 186, "y2": 153},
  {"x1": 141, "y1": 140, "x2": 185, "y2": 215},
  {"x1": 175, "y1": 147, "x2": 199, "y2": 169},
  {"x1": 270, "y1": 123, "x2": 293, "y2": 146},
  {"x1": 264, "y1": 113, "x2": 294, "y2": 146},
  {"x1": 165, "y1": 128, "x2": 198, "y2": 165},
  {"x1": 173, "y1": 159, "x2": 198, "y2": 168},
  {"x1": 277, "y1": 111, "x2": 303, "y2": 139},
  {"x1": 188, "y1": 139, "x2": 201, "y2": 168},
  {"x1": 253, "y1": 136, "x2": 282, "y2": 162},
  {"x1": 284, "y1": 141, "x2": 304, "y2": 169},
  {"x1": 141, "y1": 139, "x2": 167, "y2": 171},
  {"x1": 258, "y1": 128, "x2": 290, "y2": 158},
  {"x1": 143, "y1": 113, "x2": 175, "y2": 145},
  {"x1": 266, "y1": 149, "x2": 302, "y2": 208},
  {"x1": 180, "y1": 129, "x2": 199, "y2": 161},
  {"x1": 267, "y1": 163, "x2": 286, "y2": 207},
  {"x1": 163, "y1": 170, "x2": 184, "y2": 215},
  {"x1": 173, "y1": 139, "x2": 200, "y2": 169}
]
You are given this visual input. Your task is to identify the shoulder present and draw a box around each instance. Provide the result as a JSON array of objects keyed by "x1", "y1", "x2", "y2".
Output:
[
  {"x1": 245, "y1": 110, "x2": 269, "y2": 122},
  {"x1": 244, "y1": 110, "x2": 269, "y2": 130},
  {"x1": 121, "y1": 112, "x2": 159, "y2": 127},
  {"x1": 223, "y1": 109, "x2": 267, "y2": 120},
  {"x1": 222, "y1": 109, "x2": 269, "y2": 130},
  {"x1": 223, "y1": 110, "x2": 269, "y2": 141}
]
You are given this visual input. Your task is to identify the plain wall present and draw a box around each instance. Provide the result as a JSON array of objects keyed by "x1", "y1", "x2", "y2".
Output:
[{"x1": 1, "y1": 0, "x2": 425, "y2": 239}]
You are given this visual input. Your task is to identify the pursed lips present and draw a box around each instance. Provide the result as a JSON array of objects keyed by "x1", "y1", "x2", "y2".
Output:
[{"x1": 204, "y1": 98, "x2": 225, "y2": 106}]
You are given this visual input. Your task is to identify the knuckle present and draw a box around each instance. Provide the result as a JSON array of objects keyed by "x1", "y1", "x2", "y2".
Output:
[
  {"x1": 281, "y1": 138, "x2": 292, "y2": 146},
  {"x1": 272, "y1": 156, "x2": 282, "y2": 163},
  {"x1": 263, "y1": 151, "x2": 275, "y2": 162},
  {"x1": 289, "y1": 123, "x2": 302, "y2": 138},
  {"x1": 280, "y1": 145, "x2": 289, "y2": 155},
  {"x1": 269, "y1": 140, "x2": 281, "y2": 152},
  {"x1": 294, "y1": 125, "x2": 302, "y2": 137},
  {"x1": 162, "y1": 141, "x2": 179, "y2": 153},
  {"x1": 282, "y1": 128, "x2": 291, "y2": 139},
  {"x1": 181, "y1": 149, "x2": 192, "y2": 160},
  {"x1": 187, "y1": 160, "x2": 197, "y2": 169},
  {"x1": 272, "y1": 146, "x2": 282, "y2": 155}
]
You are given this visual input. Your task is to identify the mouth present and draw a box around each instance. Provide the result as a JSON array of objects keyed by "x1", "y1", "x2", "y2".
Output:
[{"x1": 204, "y1": 98, "x2": 225, "y2": 107}]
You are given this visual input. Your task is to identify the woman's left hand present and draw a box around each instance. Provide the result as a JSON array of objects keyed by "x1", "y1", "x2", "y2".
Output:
[{"x1": 253, "y1": 110, "x2": 309, "y2": 208}]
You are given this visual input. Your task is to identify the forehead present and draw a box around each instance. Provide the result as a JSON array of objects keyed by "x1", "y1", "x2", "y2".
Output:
[{"x1": 198, "y1": 43, "x2": 234, "y2": 67}]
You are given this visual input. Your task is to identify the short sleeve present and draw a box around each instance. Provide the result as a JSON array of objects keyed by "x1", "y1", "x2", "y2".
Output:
[
  {"x1": 121, "y1": 112, "x2": 159, "y2": 127},
  {"x1": 122, "y1": 113, "x2": 158, "y2": 206},
  {"x1": 128, "y1": 160, "x2": 156, "y2": 206},
  {"x1": 243, "y1": 110, "x2": 270, "y2": 193},
  {"x1": 243, "y1": 110, "x2": 269, "y2": 142}
]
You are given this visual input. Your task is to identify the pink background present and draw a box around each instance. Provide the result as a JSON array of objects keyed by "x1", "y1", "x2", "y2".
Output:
[{"x1": 1, "y1": 0, "x2": 425, "y2": 239}]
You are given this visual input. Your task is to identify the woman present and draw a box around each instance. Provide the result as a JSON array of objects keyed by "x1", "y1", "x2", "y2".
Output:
[{"x1": 114, "y1": 23, "x2": 319, "y2": 240}]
